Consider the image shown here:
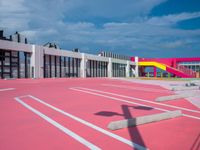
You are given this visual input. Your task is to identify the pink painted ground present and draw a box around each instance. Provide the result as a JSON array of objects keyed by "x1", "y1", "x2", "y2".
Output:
[{"x1": 0, "y1": 78, "x2": 200, "y2": 150}]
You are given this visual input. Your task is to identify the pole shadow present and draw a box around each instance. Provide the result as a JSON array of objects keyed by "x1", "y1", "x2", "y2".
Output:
[
  {"x1": 191, "y1": 133, "x2": 200, "y2": 150},
  {"x1": 95, "y1": 104, "x2": 152, "y2": 149},
  {"x1": 121, "y1": 104, "x2": 146, "y2": 149}
]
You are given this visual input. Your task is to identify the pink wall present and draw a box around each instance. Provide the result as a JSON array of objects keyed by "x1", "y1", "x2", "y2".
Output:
[{"x1": 131, "y1": 57, "x2": 200, "y2": 68}]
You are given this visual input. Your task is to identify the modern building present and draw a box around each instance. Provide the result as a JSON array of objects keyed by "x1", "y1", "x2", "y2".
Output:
[{"x1": 0, "y1": 31, "x2": 138, "y2": 79}]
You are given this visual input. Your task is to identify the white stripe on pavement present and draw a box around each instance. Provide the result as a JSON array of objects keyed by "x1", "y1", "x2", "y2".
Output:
[
  {"x1": 102, "y1": 84, "x2": 172, "y2": 94},
  {"x1": 77, "y1": 87, "x2": 200, "y2": 114},
  {"x1": 0, "y1": 88, "x2": 15, "y2": 92},
  {"x1": 70, "y1": 87, "x2": 200, "y2": 120},
  {"x1": 15, "y1": 97, "x2": 101, "y2": 150},
  {"x1": 27, "y1": 95, "x2": 148, "y2": 150}
]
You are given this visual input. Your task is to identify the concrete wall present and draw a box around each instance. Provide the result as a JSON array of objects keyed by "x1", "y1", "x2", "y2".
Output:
[{"x1": 0, "y1": 39, "x2": 32, "y2": 53}]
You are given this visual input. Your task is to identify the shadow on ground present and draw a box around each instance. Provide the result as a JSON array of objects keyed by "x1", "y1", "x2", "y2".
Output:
[{"x1": 95, "y1": 104, "x2": 153, "y2": 149}]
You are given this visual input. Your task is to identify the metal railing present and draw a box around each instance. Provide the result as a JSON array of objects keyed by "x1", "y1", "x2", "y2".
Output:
[{"x1": 177, "y1": 65, "x2": 196, "y2": 78}]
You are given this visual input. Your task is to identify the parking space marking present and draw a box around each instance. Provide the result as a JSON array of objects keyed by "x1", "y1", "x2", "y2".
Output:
[
  {"x1": 76, "y1": 87, "x2": 200, "y2": 114},
  {"x1": 15, "y1": 96, "x2": 101, "y2": 150},
  {"x1": 102, "y1": 84, "x2": 172, "y2": 94},
  {"x1": 70, "y1": 87, "x2": 200, "y2": 120},
  {"x1": 0, "y1": 88, "x2": 15, "y2": 92},
  {"x1": 20, "y1": 95, "x2": 148, "y2": 150}
]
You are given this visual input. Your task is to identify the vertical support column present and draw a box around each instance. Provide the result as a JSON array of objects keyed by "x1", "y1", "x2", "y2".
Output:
[
  {"x1": 135, "y1": 56, "x2": 139, "y2": 77},
  {"x1": 126, "y1": 61, "x2": 130, "y2": 78},
  {"x1": 60, "y1": 56, "x2": 62, "y2": 78},
  {"x1": 100, "y1": 61, "x2": 102, "y2": 77},
  {"x1": 64, "y1": 57, "x2": 66, "y2": 77},
  {"x1": 30, "y1": 45, "x2": 35, "y2": 78},
  {"x1": 43, "y1": 54, "x2": 46, "y2": 78},
  {"x1": 108, "y1": 58, "x2": 112, "y2": 78},
  {"x1": 74, "y1": 58, "x2": 78, "y2": 78},
  {"x1": 168, "y1": 72, "x2": 171, "y2": 78},
  {"x1": 72, "y1": 58, "x2": 74, "y2": 77},
  {"x1": 115, "y1": 63, "x2": 117, "y2": 77},
  {"x1": 116, "y1": 63, "x2": 118, "y2": 77},
  {"x1": 153, "y1": 66, "x2": 157, "y2": 77},
  {"x1": 113, "y1": 63, "x2": 115, "y2": 77},
  {"x1": 1, "y1": 50, "x2": 4, "y2": 79},
  {"x1": 9, "y1": 51, "x2": 12, "y2": 78},
  {"x1": 30, "y1": 45, "x2": 44, "y2": 78},
  {"x1": 81, "y1": 53, "x2": 86, "y2": 78},
  {"x1": 77, "y1": 58, "x2": 79, "y2": 77},
  {"x1": 17, "y1": 52, "x2": 20, "y2": 78},
  {"x1": 105, "y1": 62, "x2": 108, "y2": 77},
  {"x1": 68, "y1": 57, "x2": 71, "y2": 77},
  {"x1": 55, "y1": 56, "x2": 57, "y2": 77},
  {"x1": 105, "y1": 62, "x2": 107, "y2": 77},
  {"x1": 24, "y1": 52, "x2": 28, "y2": 78},
  {"x1": 102, "y1": 62, "x2": 104, "y2": 77},
  {"x1": 89, "y1": 60, "x2": 92, "y2": 77},
  {"x1": 93, "y1": 61, "x2": 95, "y2": 77},
  {"x1": 49, "y1": 55, "x2": 52, "y2": 78},
  {"x1": 96, "y1": 61, "x2": 98, "y2": 77},
  {"x1": 161, "y1": 71, "x2": 163, "y2": 78}
]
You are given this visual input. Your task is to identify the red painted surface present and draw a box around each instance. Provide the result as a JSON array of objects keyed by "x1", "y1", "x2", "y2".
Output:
[
  {"x1": 0, "y1": 78, "x2": 200, "y2": 150},
  {"x1": 153, "y1": 67, "x2": 157, "y2": 77},
  {"x1": 131, "y1": 57, "x2": 200, "y2": 68}
]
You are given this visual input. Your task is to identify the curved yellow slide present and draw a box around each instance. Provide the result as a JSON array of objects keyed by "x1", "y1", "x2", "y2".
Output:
[{"x1": 138, "y1": 62, "x2": 166, "y2": 71}]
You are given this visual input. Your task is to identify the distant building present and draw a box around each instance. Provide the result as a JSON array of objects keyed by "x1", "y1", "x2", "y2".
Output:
[
  {"x1": 43, "y1": 42, "x2": 61, "y2": 49},
  {"x1": 0, "y1": 30, "x2": 28, "y2": 44},
  {"x1": 10, "y1": 31, "x2": 28, "y2": 44},
  {"x1": 99, "y1": 51, "x2": 130, "y2": 60},
  {"x1": 0, "y1": 30, "x2": 7, "y2": 40},
  {"x1": 72, "y1": 48, "x2": 80, "y2": 53}
]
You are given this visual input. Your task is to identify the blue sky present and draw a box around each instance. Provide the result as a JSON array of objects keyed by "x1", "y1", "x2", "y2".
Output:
[{"x1": 0, "y1": 0, "x2": 200, "y2": 58}]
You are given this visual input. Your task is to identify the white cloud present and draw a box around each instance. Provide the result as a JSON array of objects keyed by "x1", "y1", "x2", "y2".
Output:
[
  {"x1": 0, "y1": 0, "x2": 164, "y2": 28},
  {"x1": 37, "y1": 20, "x2": 199, "y2": 52},
  {"x1": 0, "y1": 0, "x2": 28, "y2": 13},
  {"x1": 0, "y1": 0, "x2": 167, "y2": 30},
  {"x1": 0, "y1": 0, "x2": 29, "y2": 30},
  {"x1": 147, "y1": 12, "x2": 200, "y2": 26}
]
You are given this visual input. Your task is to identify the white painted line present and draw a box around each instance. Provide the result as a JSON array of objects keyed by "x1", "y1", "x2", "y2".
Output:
[
  {"x1": 26, "y1": 95, "x2": 148, "y2": 150},
  {"x1": 15, "y1": 97, "x2": 101, "y2": 150},
  {"x1": 17, "y1": 95, "x2": 30, "y2": 98},
  {"x1": 102, "y1": 84, "x2": 172, "y2": 94},
  {"x1": 70, "y1": 87, "x2": 200, "y2": 120},
  {"x1": 76, "y1": 87, "x2": 200, "y2": 114},
  {"x1": 0, "y1": 88, "x2": 15, "y2": 92}
]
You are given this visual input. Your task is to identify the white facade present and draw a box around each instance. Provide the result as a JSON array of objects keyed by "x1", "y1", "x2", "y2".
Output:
[{"x1": 0, "y1": 39, "x2": 139, "y2": 79}]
